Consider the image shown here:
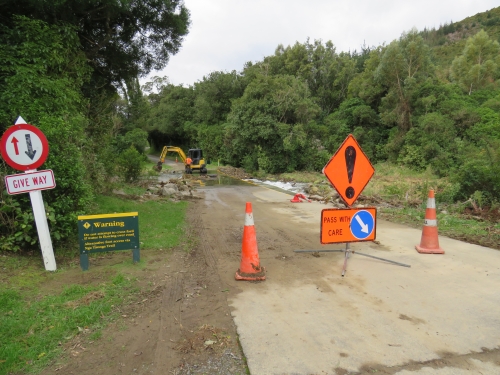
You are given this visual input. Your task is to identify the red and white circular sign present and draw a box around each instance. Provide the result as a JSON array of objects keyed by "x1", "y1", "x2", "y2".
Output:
[{"x1": 0, "y1": 124, "x2": 49, "y2": 171}]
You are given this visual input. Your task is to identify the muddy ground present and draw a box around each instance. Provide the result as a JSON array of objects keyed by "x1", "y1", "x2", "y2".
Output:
[
  {"x1": 36, "y1": 202, "x2": 248, "y2": 375},
  {"x1": 33, "y1": 163, "x2": 500, "y2": 375}
]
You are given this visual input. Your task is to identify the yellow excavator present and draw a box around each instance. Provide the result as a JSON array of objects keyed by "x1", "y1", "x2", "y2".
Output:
[{"x1": 156, "y1": 146, "x2": 208, "y2": 174}]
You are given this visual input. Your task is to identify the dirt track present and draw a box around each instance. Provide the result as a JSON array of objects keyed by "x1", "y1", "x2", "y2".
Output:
[{"x1": 39, "y1": 164, "x2": 500, "y2": 375}]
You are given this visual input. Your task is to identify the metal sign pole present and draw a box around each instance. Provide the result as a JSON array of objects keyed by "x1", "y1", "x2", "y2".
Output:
[
  {"x1": 29, "y1": 188, "x2": 56, "y2": 271},
  {"x1": 341, "y1": 243, "x2": 351, "y2": 277}
]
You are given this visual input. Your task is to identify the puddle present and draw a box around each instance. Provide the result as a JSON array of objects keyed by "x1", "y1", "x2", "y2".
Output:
[
  {"x1": 158, "y1": 172, "x2": 307, "y2": 196},
  {"x1": 194, "y1": 174, "x2": 252, "y2": 187},
  {"x1": 245, "y1": 179, "x2": 307, "y2": 195},
  {"x1": 158, "y1": 171, "x2": 184, "y2": 182}
]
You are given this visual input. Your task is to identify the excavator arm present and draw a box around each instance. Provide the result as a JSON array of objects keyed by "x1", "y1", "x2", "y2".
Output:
[
  {"x1": 159, "y1": 146, "x2": 187, "y2": 163},
  {"x1": 156, "y1": 146, "x2": 188, "y2": 171}
]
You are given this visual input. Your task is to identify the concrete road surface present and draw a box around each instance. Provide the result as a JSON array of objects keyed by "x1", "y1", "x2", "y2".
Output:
[{"x1": 196, "y1": 184, "x2": 500, "y2": 375}]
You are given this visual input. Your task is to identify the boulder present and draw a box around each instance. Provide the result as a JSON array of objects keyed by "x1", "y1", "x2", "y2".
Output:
[
  {"x1": 308, "y1": 195, "x2": 324, "y2": 201},
  {"x1": 148, "y1": 185, "x2": 160, "y2": 194},
  {"x1": 161, "y1": 187, "x2": 177, "y2": 196}
]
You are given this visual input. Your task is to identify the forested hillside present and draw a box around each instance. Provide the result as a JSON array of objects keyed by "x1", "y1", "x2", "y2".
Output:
[{"x1": 143, "y1": 6, "x2": 500, "y2": 203}]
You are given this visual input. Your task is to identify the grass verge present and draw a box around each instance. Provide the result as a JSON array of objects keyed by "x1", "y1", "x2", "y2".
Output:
[
  {"x1": 0, "y1": 274, "x2": 136, "y2": 374},
  {"x1": 0, "y1": 195, "x2": 188, "y2": 374},
  {"x1": 92, "y1": 195, "x2": 187, "y2": 250}
]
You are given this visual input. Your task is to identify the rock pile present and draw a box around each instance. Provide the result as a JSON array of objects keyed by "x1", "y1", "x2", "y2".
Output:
[
  {"x1": 218, "y1": 166, "x2": 252, "y2": 179},
  {"x1": 144, "y1": 178, "x2": 201, "y2": 200}
]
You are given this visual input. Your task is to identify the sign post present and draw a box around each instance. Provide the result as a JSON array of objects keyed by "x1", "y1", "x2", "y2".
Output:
[
  {"x1": 318, "y1": 134, "x2": 410, "y2": 276},
  {"x1": 29, "y1": 189, "x2": 56, "y2": 270},
  {"x1": 77, "y1": 212, "x2": 140, "y2": 271},
  {"x1": 0, "y1": 117, "x2": 56, "y2": 271}
]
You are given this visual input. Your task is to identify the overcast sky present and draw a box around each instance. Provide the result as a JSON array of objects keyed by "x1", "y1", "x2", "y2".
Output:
[{"x1": 143, "y1": 0, "x2": 499, "y2": 87}]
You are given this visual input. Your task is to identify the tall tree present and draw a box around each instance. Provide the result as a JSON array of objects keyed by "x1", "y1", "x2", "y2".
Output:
[
  {"x1": 146, "y1": 84, "x2": 196, "y2": 149},
  {"x1": 451, "y1": 30, "x2": 500, "y2": 95},
  {"x1": 120, "y1": 77, "x2": 150, "y2": 132},
  {"x1": 0, "y1": 17, "x2": 93, "y2": 251},
  {"x1": 0, "y1": 0, "x2": 190, "y2": 89},
  {"x1": 193, "y1": 71, "x2": 246, "y2": 125},
  {"x1": 348, "y1": 47, "x2": 386, "y2": 109},
  {"x1": 259, "y1": 39, "x2": 357, "y2": 116},
  {"x1": 225, "y1": 74, "x2": 322, "y2": 173},
  {"x1": 375, "y1": 29, "x2": 433, "y2": 131}
]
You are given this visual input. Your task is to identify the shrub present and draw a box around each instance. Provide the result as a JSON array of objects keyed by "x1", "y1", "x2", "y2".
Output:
[{"x1": 116, "y1": 146, "x2": 144, "y2": 182}]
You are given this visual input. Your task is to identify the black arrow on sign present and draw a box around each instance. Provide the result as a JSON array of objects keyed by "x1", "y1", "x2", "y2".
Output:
[{"x1": 25, "y1": 134, "x2": 37, "y2": 160}]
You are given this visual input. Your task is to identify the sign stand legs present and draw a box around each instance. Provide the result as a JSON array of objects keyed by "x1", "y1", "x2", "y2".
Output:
[
  {"x1": 29, "y1": 189, "x2": 56, "y2": 271},
  {"x1": 350, "y1": 250, "x2": 411, "y2": 268},
  {"x1": 341, "y1": 243, "x2": 351, "y2": 277},
  {"x1": 294, "y1": 246, "x2": 411, "y2": 277},
  {"x1": 341, "y1": 242, "x2": 410, "y2": 277}
]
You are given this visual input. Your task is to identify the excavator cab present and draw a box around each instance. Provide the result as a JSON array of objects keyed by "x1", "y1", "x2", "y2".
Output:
[
  {"x1": 186, "y1": 149, "x2": 207, "y2": 174},
  {"x1": 188, "y1": 149, "x2": 202, "y2": 165}
]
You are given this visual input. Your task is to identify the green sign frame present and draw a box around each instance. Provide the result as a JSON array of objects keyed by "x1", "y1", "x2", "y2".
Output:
[{"x1": 77, "y1": 212, "x2": 140, "y2": 271}]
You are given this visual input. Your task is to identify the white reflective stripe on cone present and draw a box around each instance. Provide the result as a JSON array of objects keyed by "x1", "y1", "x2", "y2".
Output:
[
  {"x1": 426, "y1": 198, "x2": 436, "y2": 209},
  {"x1": 245, "y1": 213, "x2": 254, "y2": 226},
  {"x1": 424, "y1": 219, "x2": 437, "y2": 226}
]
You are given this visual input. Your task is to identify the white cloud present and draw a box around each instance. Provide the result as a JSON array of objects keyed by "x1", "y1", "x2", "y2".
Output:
[{"x1": 143, "y1": 0, "x2": 499, "y2": 86}]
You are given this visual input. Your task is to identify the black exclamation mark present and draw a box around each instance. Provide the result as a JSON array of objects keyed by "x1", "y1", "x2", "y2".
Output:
[{"x1": 345, "y1": 146, "x2": 356, "y2": 199}]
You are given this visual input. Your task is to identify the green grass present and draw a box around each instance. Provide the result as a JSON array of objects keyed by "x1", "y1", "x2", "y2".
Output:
[
  {"x1": 92, "y1": 195, "x2": 187, "y2": 250},
  {"x1": 0, "y1": 194, "x2": 188, "y2": 374},
  {"x1": 278, "y1": 171, "x2": 327, "y2": 184},
  {"x1": 0, "y1": 274, "x2": 137, "y2": 374},
  {"x1": 121, "y1": 184, "x2": 148, "y2": 196}
]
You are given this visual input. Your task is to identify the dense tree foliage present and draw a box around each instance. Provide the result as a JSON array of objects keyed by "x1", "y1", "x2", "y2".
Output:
[
  {"x1": 451, "y1": 30, "x2": 500, "y2": 94},
  {"x1": 0, "y1": 0, "x2": 190, "y2": 89},
  {"x1": 0, "y1": 2, "x2": 190, "y2": 252},
  {"x1": 224, "y1": 74, "x2": 325, "y2": 173}
]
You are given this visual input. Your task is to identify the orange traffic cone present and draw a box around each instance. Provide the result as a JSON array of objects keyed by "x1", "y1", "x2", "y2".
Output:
[
  {"x1": 235, "y1": 202, "x2": 266, "y2": 281},
  {"x1": 416, "y1": 190, "x2": 445, "y2": 254},
  {"x1": 175, "y1": 157, "x2": 178, "y2": 163},
  {"x1": 298, "y1": 193, "x2": 311, "y2": 202},
  {"x1": 290, "y1": 193, "x2": 311, "y2": 203}
]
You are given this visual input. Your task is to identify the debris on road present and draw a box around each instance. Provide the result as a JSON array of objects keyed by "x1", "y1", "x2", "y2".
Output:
[{"x1": 144, "y1": 178, "x2": 201, "y2": 201}]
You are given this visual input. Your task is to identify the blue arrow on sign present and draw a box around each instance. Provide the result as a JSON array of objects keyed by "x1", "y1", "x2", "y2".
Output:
[{"x1": 350, "y1": 210, "x2": 375, "y2": 240}]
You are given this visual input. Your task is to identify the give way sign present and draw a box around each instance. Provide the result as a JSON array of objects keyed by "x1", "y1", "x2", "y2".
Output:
[
  {"x1": 5, "y1": 170, "x2": 56, "y2": 195},
  {"x1": 0, "y1": 120, "x2": 49, "y2": 171}
]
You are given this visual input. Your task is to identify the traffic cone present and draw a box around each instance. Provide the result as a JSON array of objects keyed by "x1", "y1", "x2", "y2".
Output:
[
  {"x1": 235, "y1": 202, "x2": 266, "y2": 281},
  {"x1": 290, "y1": 193, "x2": 311, "y2": 203},
  {"x1": 176, "y1": 157, "x2": 178, "y2": 163},
  {"x1": 415, "y1": 190, "x2": 445, "y2": 254},
  {"x1": 298, "y1": 193, "x2": 311, "y2": 202}
]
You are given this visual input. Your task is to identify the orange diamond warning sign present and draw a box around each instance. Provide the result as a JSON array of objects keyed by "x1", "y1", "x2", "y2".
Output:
[{"x1": 322, "y1": 134, "x2": 374, "y2": 207}]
